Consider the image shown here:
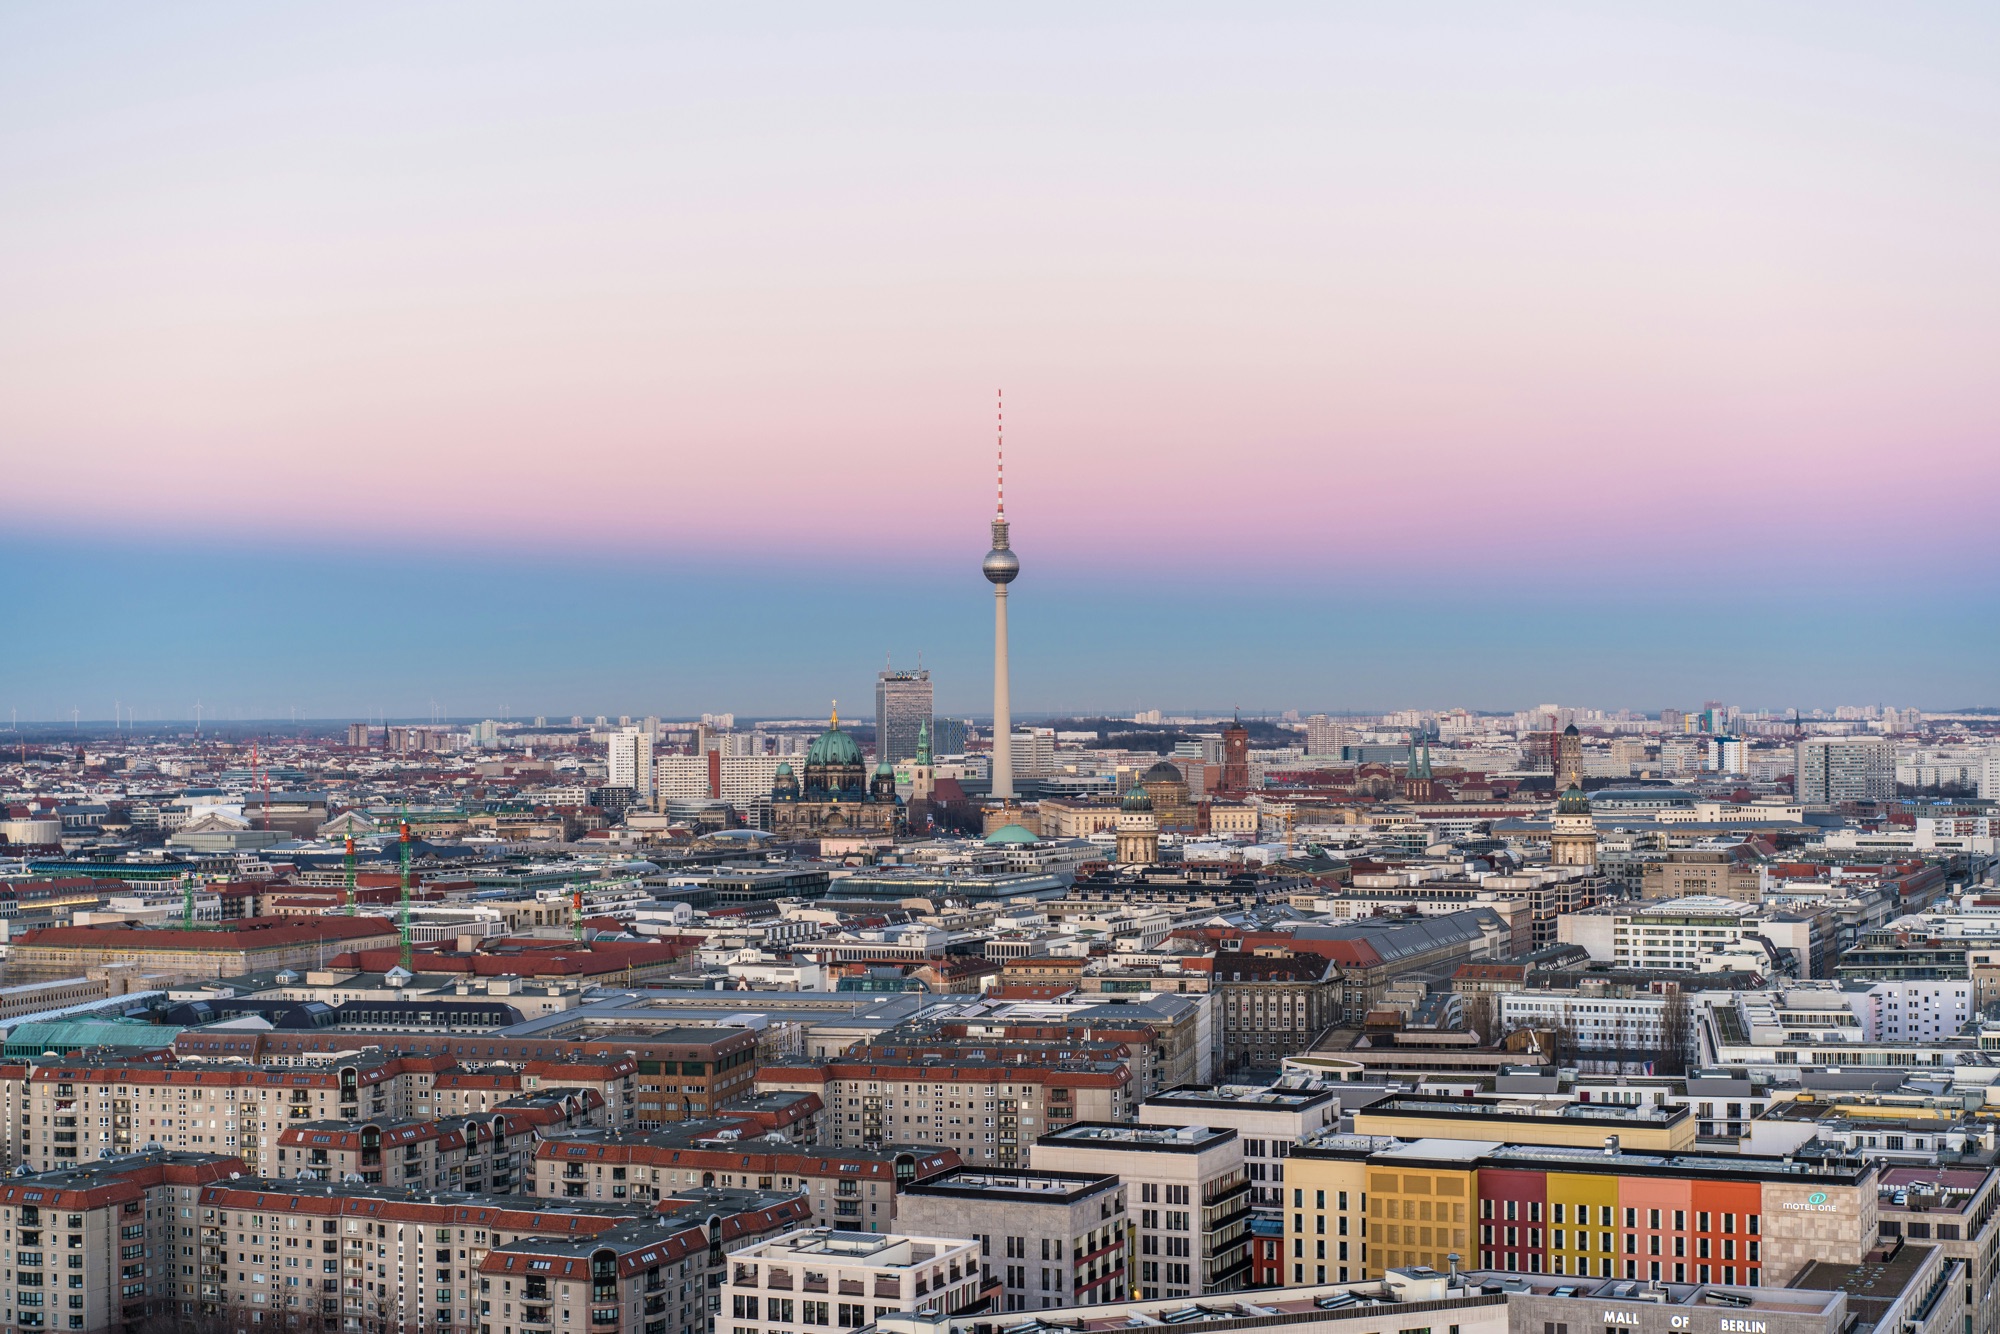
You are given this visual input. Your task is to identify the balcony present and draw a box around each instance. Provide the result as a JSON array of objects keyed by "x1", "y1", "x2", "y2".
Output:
[{"x1": 872, "y1": 1281, "x2": 902, "y2": 1300}]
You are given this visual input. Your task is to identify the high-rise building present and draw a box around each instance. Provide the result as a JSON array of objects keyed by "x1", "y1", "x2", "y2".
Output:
[
  {"x1": 1304, "y1": 714, "x2": 1347, "y2": 757},
  {"x1": 1796, "y1": 736, "x2": 1894, "y2": 804},
  {"x1": 931, "y1": 717, "x2": 970, "y2": 755},
  {"x1": 606, "y1": 726, "x2": 655, "y2": 803},
  {"x1": 984, "y1": 394, "x2": 1020, "y2": 800},
  {"x1": 874, "y1": 668, "x2": 933, "y2": 766},
  {"x1": 1009, "y1": 726, "x2": 1056, "y2": 778}
]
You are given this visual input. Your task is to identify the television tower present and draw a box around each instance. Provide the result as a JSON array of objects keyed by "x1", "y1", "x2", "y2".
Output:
[{"x1": 983, "y1": 390, "x2": 1020, "y2": 800}]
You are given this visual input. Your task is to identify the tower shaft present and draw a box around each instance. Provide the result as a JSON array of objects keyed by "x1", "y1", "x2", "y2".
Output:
[{"x1": 992, "y1": 585, "x2": 1013, "y2": 800}]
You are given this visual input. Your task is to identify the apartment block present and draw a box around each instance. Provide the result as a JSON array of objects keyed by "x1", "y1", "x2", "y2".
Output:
[
  {"x1": 719, "y1": 1228, "x2": 989, "y2": 1334},
  {"x1": 755, "y1": 1054, "x2": 1130, "y2": 1168},
  {"x1": 0, "y1": 1151, "x2": 236, "y2": 1334},
  {"x1": 896, "y1": 1169, "x2": 1127, "y2": 1311},
  {"x1": 270, "y1": 1103, "x2": 595, "y2": 1193},
  {"x1": 1031, "y1": 1123, "x2": 1253, "y2": 1300},
  {"x1": 185, "y1": 1176, "x2": 808, "y2": 1334},
  {"x1": 18, "y1": 1054, "x2": 447, "y2": 1176},
  {"x1": 531, "y1": 1129, "x2": 960, "y2": 1231},
  {"x1": 478, "y1": 1220, "x2": 707, "y2": 1334}
]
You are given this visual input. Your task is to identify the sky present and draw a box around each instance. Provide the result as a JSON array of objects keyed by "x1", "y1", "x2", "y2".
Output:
[{"x1": 5, "y1": 4, "x2": 1998, "y2": 720}]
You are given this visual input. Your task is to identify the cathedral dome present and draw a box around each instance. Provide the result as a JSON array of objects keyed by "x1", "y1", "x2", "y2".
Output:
[
  {"x1": 1120, "y1": 782, "x2": 1154, "y2": 813},
  {"x1": 984, "y1": 823, "x2": 1040, "y2": 846},
  {"x1": 1141, "y1": 760, "x2": 1185, "y2": 784},
  {"x1": 806, "y1": 726, "x2": 863, "y2": 768},
  {"x1": 1556, "y1": 783, "x2": 1592, "y2": 815}
]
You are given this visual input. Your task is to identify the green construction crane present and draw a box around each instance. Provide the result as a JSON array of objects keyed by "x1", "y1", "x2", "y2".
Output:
[
  {"x1": 343, "y1": 834, "x2": 357, "y2": 916},
  {"x1": 398, "y1": 807, "x2": 413, "y2": 975},
  {"x1": 181, "y1": 870, "x2": 196, "y2": 931}
]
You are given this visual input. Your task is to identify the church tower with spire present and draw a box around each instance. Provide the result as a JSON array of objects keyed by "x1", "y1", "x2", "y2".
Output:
[
  {"x1": 910, "y1": 719, "x2": 935, "y2": 803},
  {"x1": 1400, "y1": 730, "x2": 1435, "y2": 801}
]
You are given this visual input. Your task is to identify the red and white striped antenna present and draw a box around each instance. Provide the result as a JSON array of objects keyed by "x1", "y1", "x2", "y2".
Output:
[{"x1": 996, "y1": 388, "x2": 1005, "y2": 518}]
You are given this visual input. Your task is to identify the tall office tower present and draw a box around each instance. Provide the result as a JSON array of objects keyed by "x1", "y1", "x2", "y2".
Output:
[
  {"x1": 1304, "y1": 714, "x2": 1347, "y2": 757},
  {"x1": 875, "y1": 668, "x2": 933, "y2": 766},
  {"x1": 983, "y1": 393, "x2": 1020, "y2": 800},
  {"x1": 924, "y1": 717, "x2": 966, "y2": 755},
  {"x1": 1008, "y1": 726, "x2": 1056, "y2": 778},
  {"x1": 606, "y1": 727, "x2": 655, "y2": 803},
  {"x1": 1795, "y1": 736, "x2": 1895, "y2": 804}
]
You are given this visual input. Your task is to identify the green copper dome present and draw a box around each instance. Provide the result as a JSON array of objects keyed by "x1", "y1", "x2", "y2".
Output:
[
  {"x1": 984, "y1": 823, "x2": 1040, "y2": 846},
  {"x1": 1556, "y1": 783, "x2": 1592, "y2": 815},
  {"x1": 806, "y1": 725, "x2": 863, "y2": 768},
  {"x1": 1120, "y1": 781, "x2": 1154, "y2": 813}
]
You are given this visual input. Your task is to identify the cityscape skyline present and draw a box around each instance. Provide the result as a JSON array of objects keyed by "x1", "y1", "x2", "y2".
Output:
[{"x1": 7, "y1": 11, "x2": 2000, "y2": 1331}]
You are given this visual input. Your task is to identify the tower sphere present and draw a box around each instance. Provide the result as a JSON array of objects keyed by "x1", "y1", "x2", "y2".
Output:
[{"x1": 982, "y1": 547, "x2": 1019, "y2": 584}]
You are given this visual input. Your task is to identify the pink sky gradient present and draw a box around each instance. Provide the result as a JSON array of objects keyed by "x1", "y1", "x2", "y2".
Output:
[{"x1": 6, "y1": 5, "x2": 1998, "y2": 576}]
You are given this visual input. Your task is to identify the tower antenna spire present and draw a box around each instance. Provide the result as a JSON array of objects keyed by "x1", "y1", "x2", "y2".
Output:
[{"x1": 996, "y1": 388, "x2": 1005, "y2": 518}]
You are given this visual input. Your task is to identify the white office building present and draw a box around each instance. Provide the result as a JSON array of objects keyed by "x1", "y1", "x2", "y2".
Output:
[
  {"x1": 1795, "y1": 736, "x2": 1894, "y2": 804},
  {"x1": 721, "y1": 1229, "x2": 984, "y2": 1334},
  {"x1": 606, "y1": 726, "x2": 655, "y2": 802}
]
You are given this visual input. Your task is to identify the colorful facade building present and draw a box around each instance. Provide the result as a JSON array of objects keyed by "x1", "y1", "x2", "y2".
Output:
[{"x1": 1283, "y1": 1134, "x2": 1876, "y2": 1289}]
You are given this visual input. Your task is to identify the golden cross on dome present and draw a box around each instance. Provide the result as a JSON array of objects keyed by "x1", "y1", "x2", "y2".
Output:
[{"x1": 831, "y1": 700, "x2": 838, "y2": 729}]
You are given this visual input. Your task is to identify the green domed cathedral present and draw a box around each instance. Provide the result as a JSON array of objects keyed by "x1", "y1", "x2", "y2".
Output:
[{"x1": 770, "y1": 709, "x2": 903, "y2": 839}]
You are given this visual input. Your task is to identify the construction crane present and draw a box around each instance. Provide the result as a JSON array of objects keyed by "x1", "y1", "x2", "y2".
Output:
[
  {"x1": 251, "y1": 739, "x2": 272, "y2": 832},
  {"x1": 398, "y1": 806, "x2": 413, "y2": 975},
  {"x1": 343, "y1": 834, "x2": 357, "y2": 916},
  {"x1": 572, "y1": 888, "x2": 585, "y2": 943},
  {"x1": 181, "y1": 869, "x2": 197, "y2": 931}
]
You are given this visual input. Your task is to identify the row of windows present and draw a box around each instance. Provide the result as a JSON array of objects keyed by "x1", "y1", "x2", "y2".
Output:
[
  {"x1": 1480, "y1": 1202, "x2": 1761, "y2": 1233},
  {"x1": 1482, "y1": 1226, "x2": 1757, "y2": 1260}
]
